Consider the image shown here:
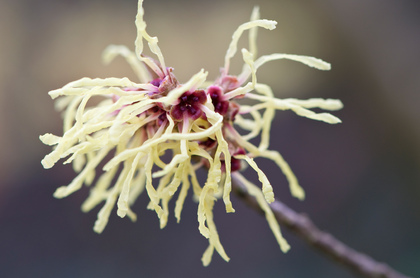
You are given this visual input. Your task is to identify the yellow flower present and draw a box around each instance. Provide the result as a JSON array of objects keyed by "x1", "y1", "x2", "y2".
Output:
[{"x1": 40, "y1": 0, "x2": 343, "y2": 266}]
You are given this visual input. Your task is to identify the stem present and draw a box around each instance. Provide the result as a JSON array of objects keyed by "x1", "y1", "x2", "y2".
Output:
[{"x1": 231, "y1": 174, "x2": 412, "y2": 278}]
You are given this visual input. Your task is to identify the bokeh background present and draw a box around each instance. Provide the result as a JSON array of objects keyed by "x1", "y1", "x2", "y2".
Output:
[{"x1": 1, "y1": 0, "x2": 419, "y2": 277}]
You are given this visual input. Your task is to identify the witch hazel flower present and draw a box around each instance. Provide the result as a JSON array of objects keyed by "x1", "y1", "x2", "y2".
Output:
[{"x1": 40, "y1": 0, "x2": 343, "y2": 266}]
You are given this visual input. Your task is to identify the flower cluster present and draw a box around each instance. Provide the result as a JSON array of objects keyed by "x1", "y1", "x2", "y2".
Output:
[{"x1": 40, "y1": 0, "x2": 342, "y2": 266}]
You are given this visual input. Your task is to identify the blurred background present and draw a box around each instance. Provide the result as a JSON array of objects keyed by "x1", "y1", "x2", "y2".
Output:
[{"x1": 1, "y1": 0, "x2": 419, "y2": 277}]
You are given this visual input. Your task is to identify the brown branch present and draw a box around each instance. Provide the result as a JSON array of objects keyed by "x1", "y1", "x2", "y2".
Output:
[{"x1": 231, "y1": 174, "x2": 412, "y2": 278}]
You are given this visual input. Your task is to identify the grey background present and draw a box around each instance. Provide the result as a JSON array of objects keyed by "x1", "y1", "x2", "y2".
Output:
[{"x1": 1, "y1": 0, "x2": 419, "y2": 277}]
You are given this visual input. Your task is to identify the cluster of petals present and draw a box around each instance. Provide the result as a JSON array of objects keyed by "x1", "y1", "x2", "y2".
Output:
[{"x1": 40, "y1": 0, "x2": 343, "y2": 266}]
